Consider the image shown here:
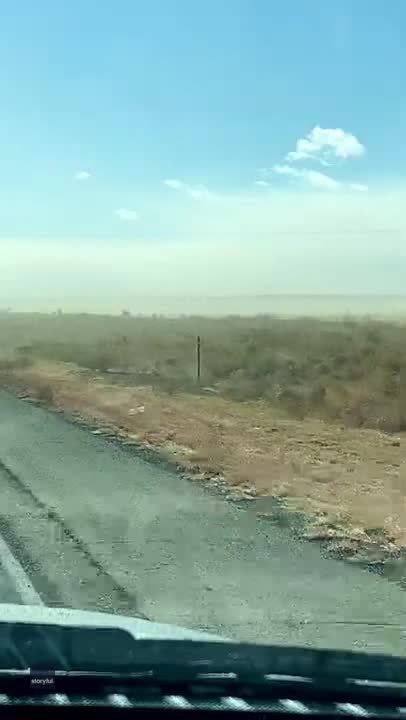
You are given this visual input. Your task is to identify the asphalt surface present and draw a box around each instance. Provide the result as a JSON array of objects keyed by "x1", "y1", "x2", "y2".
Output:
[{"x1": 0, "y1": 390, "x2": 405, "y2": 655}]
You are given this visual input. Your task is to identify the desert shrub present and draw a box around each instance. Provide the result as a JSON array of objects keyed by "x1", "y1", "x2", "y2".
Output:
[{"x1": 1, "y1": 312, "x2": 406, "y2": 431}]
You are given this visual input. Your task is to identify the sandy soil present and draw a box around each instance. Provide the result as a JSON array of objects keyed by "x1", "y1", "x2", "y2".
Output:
[{"x1": 3, "y1": 360, "x2": 405, "y2": 567}]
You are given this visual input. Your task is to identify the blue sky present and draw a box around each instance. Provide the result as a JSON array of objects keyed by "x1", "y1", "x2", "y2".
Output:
[{"x1": 1, "y1": 0, "x2": 406, "y2": 307}]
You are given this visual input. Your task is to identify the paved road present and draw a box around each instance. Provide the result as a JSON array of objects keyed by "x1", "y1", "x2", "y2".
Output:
[{"x1": 0, "y1": 390, "x2": 404, "y2": 655}]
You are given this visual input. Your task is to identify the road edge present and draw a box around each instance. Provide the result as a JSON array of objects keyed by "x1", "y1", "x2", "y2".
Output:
[{"x1": 0, "y1": 532, "x2": 43, "y2": 606}]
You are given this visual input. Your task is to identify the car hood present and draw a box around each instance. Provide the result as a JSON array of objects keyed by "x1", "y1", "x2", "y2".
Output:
[{"x1": 0, "y1": 603, "x2": 231, "y2": 643}]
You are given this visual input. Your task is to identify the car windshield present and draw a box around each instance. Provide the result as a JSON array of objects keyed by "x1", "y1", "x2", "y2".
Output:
[{"x1": 0, "y1": 0, "x2": 404, "y2": 664}]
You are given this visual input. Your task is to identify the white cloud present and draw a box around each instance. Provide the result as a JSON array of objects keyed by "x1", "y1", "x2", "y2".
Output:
[
  {"x1": 273, "y1": 164, "x2": 301, "y2": 178},
  {"x1": 114, "y1": 208, "x2": 138, "y2": 221},
  {"x1": 163, "y1": 179, "x2": 184, "y2": 190},
  {"x1": 285, "y1": 150, "x2": 314, "y2": 163},
  {"x1": 306, "y1": 170, "x2": 341, "y2": 190},
  {"x1": 187, "y1": 184, "x2": 211, "y2": 198},
  {"x1": 75, "y1": 170, "x2": 91, "y2": 181},
  {"x1": 163, "y1": 179, "x2": 212, "y2": 199},
  {"x1": 254, "y1": 180, "x2": 270, "y2": 187},
  {"x1": 273, "y1": 164, "x2": 340, "y2": 190},
  {"x1": 272, "y1": 127, "x2": 365, "y2": 191},
  {"x1": 286, "y1": 126, "x2": 366, "y2": 165},
  {"x1": 350, "y1": 183, "x2": 368, "y2": 192}
]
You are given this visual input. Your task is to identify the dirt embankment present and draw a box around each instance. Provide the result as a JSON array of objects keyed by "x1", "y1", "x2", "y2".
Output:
[{"x1": 2, "y1": 360, "x2": 405, "y2": 579}]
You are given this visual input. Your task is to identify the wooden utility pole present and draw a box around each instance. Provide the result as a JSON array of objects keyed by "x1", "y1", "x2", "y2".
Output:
[{"x1": 197, "y1": 335, "x2": 201, "y2": 383}]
